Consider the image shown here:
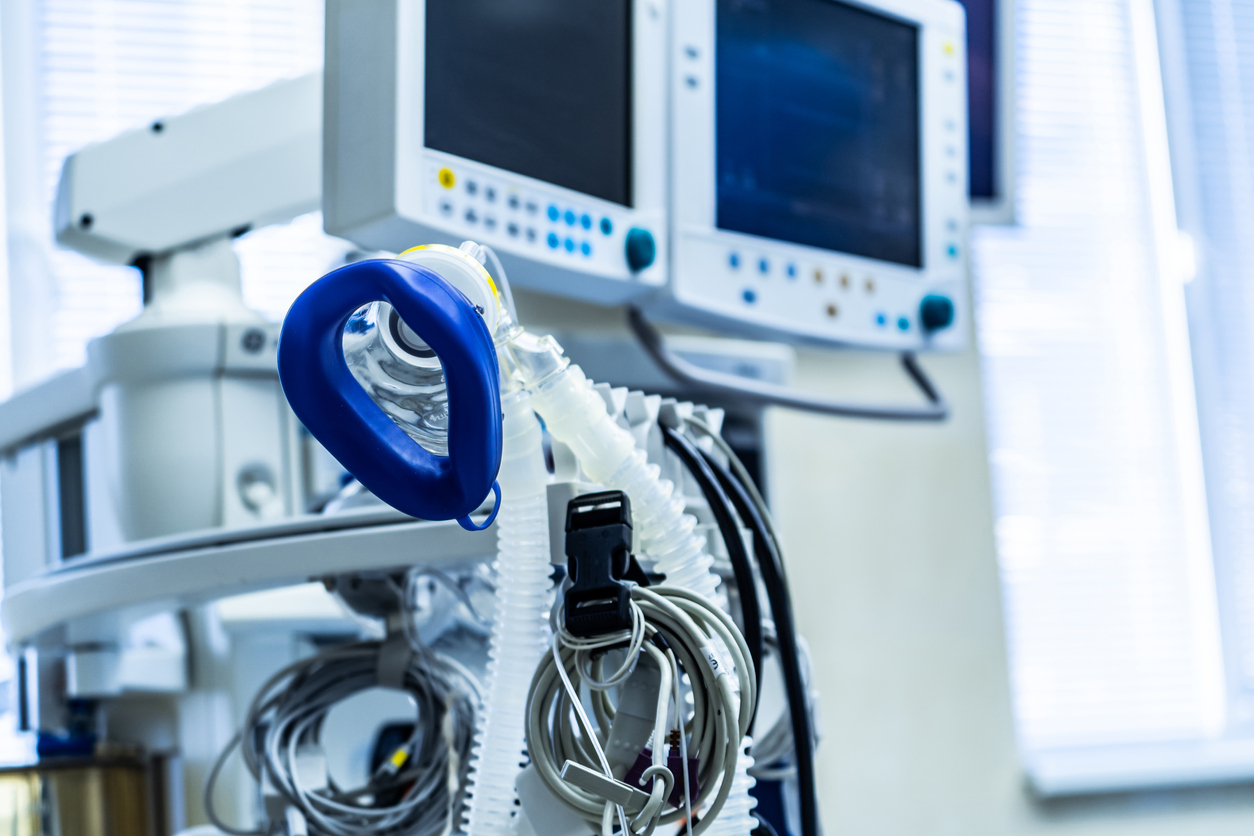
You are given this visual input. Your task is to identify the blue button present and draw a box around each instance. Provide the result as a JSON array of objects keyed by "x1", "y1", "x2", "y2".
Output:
[
  {"x1": 759, "y1": 258, "x2": 769, "y2": 274},
  {"x1": 601, "y1": 217, "x2": 613, "y2": 235},
  {"x1": 547, "y1": 204, "x2": 559, "y2": 222},
  {"x1": 564, "y1": 210, "x2": 576, "y2": 226},
  {"x1": 897, "y1": 316, "x2": 910, "y2": 331},
  {"x1": 581, "y1": 241, "x2": 592, "y2": 256},
  {"x1": 947, "y1": 244, "x2": 959, "y2": 259},
  {"x1": 581, "y1": 214, "x2": 592, "y2": 230},
  {"x1": 875, "y1": 313, "x2": 887, "y2": 326},
  {"x1": 787, "y1": 264, "x2": 796, "y2": 278},
  {"x1": 742, "y1": 288, "x2": 757, "y2": 304},
  {"x1": 564, "y1": 237, "x2": 575, "y2": 252},
  {"x1": 729, "y1": 252, "x2": 741, "y2": 269},
  {"x1": 547, "y1": 232, "x2": 559, "y2": 248}
]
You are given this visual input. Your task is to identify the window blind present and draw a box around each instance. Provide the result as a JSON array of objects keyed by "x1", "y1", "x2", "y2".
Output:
[
  {"x1": 1166, "y1": 0, "x2": 1254, "y2": 732},
  {"x1": 34, "y1": 0, "x2": 341, "y2": 372},
  {"x1": 973, "y1": 0, "x2": 1226, "y2": 754}
]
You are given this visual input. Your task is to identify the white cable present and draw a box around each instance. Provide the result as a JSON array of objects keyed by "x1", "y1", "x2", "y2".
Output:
[
  {"x1": 206, "y1": 574, "x2": 482, "y2": 836},
  {"x1": 525, "y1": 585, "x2": 755, "y2": 836},
  {"x1": 552, "y1": 630, "x2": 632, "y2": 836},
  {"x1": 479, "y1": 243, "x2": 518, "y2": 322}
]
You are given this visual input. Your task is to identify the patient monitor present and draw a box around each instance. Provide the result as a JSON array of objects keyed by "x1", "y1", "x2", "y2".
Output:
[
  {"x1": 323, "y1": 0, "x2": 668, "y2": 302},
  {"x1": 661, "y1": 0, "x2": 969, "y2": 348}
]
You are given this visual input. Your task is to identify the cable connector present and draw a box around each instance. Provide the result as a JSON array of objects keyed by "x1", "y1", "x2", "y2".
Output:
[
  {"x1": 666, "y1": 733, "x2": 701, "y2": 809},
  {"x1": 622, "y1": 739, "x2": 701, "y2": 810},
  {"x1": 560, "y1": 760, "x2": 652, "y2": 815}
]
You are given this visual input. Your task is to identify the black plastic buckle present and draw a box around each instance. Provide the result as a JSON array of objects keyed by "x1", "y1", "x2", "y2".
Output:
[{"x1": 564, "y1": 490, "x2": 639, "y2": 637}]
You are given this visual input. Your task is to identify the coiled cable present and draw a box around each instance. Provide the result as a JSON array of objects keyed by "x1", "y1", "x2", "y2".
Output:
[
  {"x1": 525, "y1": 584, "x2": 755, "y2": 836},
  {"x1": 205, "y1": 581, "x2": 481, "y2": 836}
]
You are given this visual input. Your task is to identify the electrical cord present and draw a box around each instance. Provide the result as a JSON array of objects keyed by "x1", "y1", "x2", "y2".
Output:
[
  {"x1": 205, "y1": 568, "x2": 482, "y2": 836},
  {"x1": 683, "y1": 416, "x2": 778, "y2": 549},
  {"x1": 525, "y1": 585, "x2": 755, "y2": 836},
  {"x1": 690, "y1": 441, "x2": 820, "y2": 836},
  {"x1": 747, "y1": 630, "x2": 820, "y2": 782},
  {"x1": 674, "y1": 417, "x2": 820, "y2": 777},
  {"x1": 205, "y1": 639, "x2": 477, "y2": 836},
  {"x1": 205, "y1": 640, "x2": 478, "y2": 836},
  {"x1": 479, "y1": 243, "x2": 518, "y2": 323},
  {"x1": 660, "y1": 423, "x2": 764, "y2": 728},
  {"x1": 628, "y1": 306, "x2": 948, "y2": 421}
]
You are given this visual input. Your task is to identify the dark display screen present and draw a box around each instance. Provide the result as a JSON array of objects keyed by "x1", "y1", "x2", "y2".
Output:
[
  {"x1": 424, "y1": 0, "x2": 633, "y2": 206},
  {"x1": 716, "y1": 0, "x2": 922, "y2": 267},
  {"x1": 958, "y1": 0, "x2": 996, "y2": 200}
]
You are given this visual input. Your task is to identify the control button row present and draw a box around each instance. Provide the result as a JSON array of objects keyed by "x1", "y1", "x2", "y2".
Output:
[
  {"x1": 731, "y1": 250, "x2": 886, "y2": 293},
  {"x1": 547, "y1": 204, "x2": 613, "y2": 235},
  {"x1": 439, "y1": 198, "x2": 538, "y2": 242},
  {"x1": 546, "y1": 232, "x2": 594, "y2": 257},
  {"x1": 437, "y1": 165, "x2": 543, "y2": 216},
  {"x1": 436, "y1": 167, "x2": 619, "y2": 246}
]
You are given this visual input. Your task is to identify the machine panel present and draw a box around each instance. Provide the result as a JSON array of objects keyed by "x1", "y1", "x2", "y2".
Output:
[
  {"x1": 662, "y1": 0, "x2": 969, "y2": 348},
  {"x1": 323, "y1": 0, "x2": 669, "y2": 303}
]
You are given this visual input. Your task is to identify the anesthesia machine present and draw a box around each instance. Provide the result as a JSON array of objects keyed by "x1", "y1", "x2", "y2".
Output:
[{"x1": 0, "y1": 0, "x2": 967, "y2": 834}]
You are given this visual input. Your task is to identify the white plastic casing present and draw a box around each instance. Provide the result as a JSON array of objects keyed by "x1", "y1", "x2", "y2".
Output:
[
  {"x1": 660, "y1": 0, "x2": 969, "y2": 349},
  {"x1": 54, "y1": 73, "x2": 321, "y2": 265},
  {"x1": 323, "y1": 0, "x2": 668, "y2": 303},
  {"x1": 396, "y1": 243, "x2": 501, "y2": 336}
]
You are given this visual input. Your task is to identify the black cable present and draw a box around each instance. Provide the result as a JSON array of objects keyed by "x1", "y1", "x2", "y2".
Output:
[
  {"x1": 629, "y1": 306, "x2": 949, "y2": 421},
  {"x1": 661, "y1": 424, "x2": 764, "y2": 732},
  {"x1": 697, "y1": 446, "x2": 819, "y2": 836}
]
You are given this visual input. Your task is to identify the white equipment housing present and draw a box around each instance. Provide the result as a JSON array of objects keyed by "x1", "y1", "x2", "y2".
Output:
[
  {"x1": 322, "y1": 0, "x2": 669, "y2": 302},
  {"x1": 660, "y1": 0, "x2": 969, "y2": 348},
  {"x1": 1, "y1": 73, "x2": 328, "y2": 561},
  {"x1": 54, "y1": 73, "x2": 321, "y2": 265}
]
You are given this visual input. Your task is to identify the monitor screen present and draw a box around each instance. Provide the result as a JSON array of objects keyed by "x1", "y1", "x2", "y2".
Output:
[
  {"x1": 958, "y1": 0, "x2": 996, "y2": 200},
  {"x1": 424, "y1": 0, "x2": 633, "y2": 207},
  {"x1": 716, "y1": 0, "x2": 922, "y2": 268}
]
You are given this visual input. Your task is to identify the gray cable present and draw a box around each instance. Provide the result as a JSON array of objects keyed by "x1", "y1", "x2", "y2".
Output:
[
  {"x1": 627, "y1": 306, "x2": 948, "y2": 421},
  {"x1": 205, "y1": 569, "x2": 482, "y2": 836},
  {"x1": 525, "y1": 585, "x2": 755, "y2": 836}
]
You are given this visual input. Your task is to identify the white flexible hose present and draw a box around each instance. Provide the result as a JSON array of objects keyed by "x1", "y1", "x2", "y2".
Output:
[
  {"x1": 525, "y1": 364, "x2": 720, "y2": 601},
  {"x1": 461, "y1": 391, "x2": 553, "y2": 836},
  {"x1": 702, "y1": 738, "x2": 758, "y2": 836}
]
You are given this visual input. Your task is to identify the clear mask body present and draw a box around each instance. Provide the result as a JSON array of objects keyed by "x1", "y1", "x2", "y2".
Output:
[
  {"x1": 343, "y1": 300, "x2": 450, "y2": 456},
  {"x1": 339, "y1": 242, "x2": 568, "y2": 461}
]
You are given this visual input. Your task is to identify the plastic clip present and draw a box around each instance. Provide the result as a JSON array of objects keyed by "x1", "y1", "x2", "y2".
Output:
[{"x1": 564, "y1": 491, "x2": 641, "y2": 637}]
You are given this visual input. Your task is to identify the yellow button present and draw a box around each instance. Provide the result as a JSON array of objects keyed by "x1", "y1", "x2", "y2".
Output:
[
  {"x1": 438, "y1": 167, "x2": 455, "y2": 189},
  {"x1": 944, "y1": 41, "x2": 955, "y2": 55}
]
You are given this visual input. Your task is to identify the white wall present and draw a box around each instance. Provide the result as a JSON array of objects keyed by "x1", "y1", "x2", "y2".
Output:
[{"x1": 768, "y1": 343, "x2": 1254, "y2": 834}]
